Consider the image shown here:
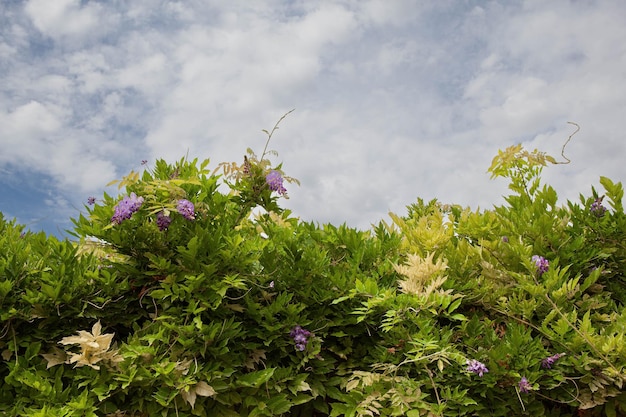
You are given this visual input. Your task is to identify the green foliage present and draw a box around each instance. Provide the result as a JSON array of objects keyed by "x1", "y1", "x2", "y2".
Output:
[{"x1": 1, "y1": 129, "x2": 625, "y2": 416}]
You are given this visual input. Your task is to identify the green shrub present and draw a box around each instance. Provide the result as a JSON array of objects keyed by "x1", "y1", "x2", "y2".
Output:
[{"x1": 1, "y1": 124, "x2": 625, "y2": 416}]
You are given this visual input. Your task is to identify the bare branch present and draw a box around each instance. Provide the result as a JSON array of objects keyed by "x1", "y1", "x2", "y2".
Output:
[{"x1": 556, "y1": 122, "x2": 580, "y2": 164}]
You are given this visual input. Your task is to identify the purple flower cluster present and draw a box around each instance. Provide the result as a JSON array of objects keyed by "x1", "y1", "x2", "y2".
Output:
[
  {"x1": 289, "y1": 325, "x2": 311, "y2": 351},
  {"x1": 590, "y1": 197, "x2": 606, "y2": 217},
  {"x1": 463, "y1": 353, "x2": 563, "y2": 394},
  {"x1": 518, "y1": 377, "x2": 532, "y2": 393},
  {"x1": 177, "y1": 199, "x2": 195, "y2": 220},
  {"x1": 466, "y1": 359, "x2": 489, "y2": 377},
  {"x1": 111, "y1": 193, "x2": 144, "y2": 224},
  {"x1": 242, "y1": 156, "x2": 251, "y2": 175},
  {"x1": 266, "y1": 170, "x2": 287, "y2": 195},
  {"x1": 541, "y1": 353, "x2": 565, "y2": 369},
  {"x1": 87, "y1": 196, "x2": 96, "y2": 206},
  {"x1": 532, "y1": 255, "x2": 549, "y2": 275},
  {"x1": 156, "y1": 211, "x2": 172, "y2": 231}
]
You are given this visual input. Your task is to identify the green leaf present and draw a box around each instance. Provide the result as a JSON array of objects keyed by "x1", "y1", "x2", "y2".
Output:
[
  {"x1": 331, "y1": 295, "x2": 351, "y2": 305},
  {"x1": 237, "y1": 368, "x2": 276, "y2": 388},
  {"x1": 0, "y1": 279, "x2": 13, "y2": 298},
  {"x1": 267, "y1": 394, "x2": 292, "y2": 414},
  {"x1": 447, "y1": 297, "x2": 463, "y2": 314},
  {"x1": 605, "y1": 400, "x2": 617, "y2": 417}
]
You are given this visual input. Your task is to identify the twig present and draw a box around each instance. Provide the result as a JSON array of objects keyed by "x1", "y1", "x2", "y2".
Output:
[
  {"x1": 223, "y1": 287, "x2": 253, "y2": 300},
  {"x1": 260, "y1": 109, "x2": 295, "y2": 160},
  {"x1": 0, "y1": 320, "x2": 11, "y2": 339},
  {"x1": 541, "y1": 292, "x2": 619, "y2": 374},
  {"x1": 84, "y1": 295, "x2": 125, "y2": 310},
  {"x1": 515, "y1": 386, "x2": 526, "y2": 411},
  {"x1": 425, "y1": 366, "x2": 442, "y2": 407},
  {"x1": 556, "y1": 122, "x2": 579, "y2": 165}
]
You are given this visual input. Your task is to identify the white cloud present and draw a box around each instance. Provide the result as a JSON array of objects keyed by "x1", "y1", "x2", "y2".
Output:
[
  {"x1": 1, "y1": 100, "x2": 64, "y2": 147},
  {"x1": 458, "y1": 0, "x2": 626, "y2": 207},
  {"x1": 139, "y1": 2, "x2": 361, "y2": 162},
  {"x1": 24, "y1": 0, "x2": 114, "y2": 42},
  {"x1": 357, "y1": 0, "x2": 424, "y2": 27},
  {"x1": 0, "y1": 99, "x2": 119, "y2": 193},
  {"x1": 1, "y1": 0, "x2": 625, "y2": 235}
]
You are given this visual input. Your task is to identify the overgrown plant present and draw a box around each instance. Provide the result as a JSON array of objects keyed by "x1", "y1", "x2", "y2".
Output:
[{"x1": 1, "y1": 118, "x2": 625, "y2": 416}]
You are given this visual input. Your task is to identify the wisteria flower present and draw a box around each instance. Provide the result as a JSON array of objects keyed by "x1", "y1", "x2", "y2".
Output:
[
  {"x1": 466, "y1": 359, "x2": 489, "y2": 377},
  {"x1": 266, "y1": 170, "x2": 287, "y2": 195},
  {"x1": 289, "y1": 325, "x2": 311, "y2": 351},
  {"x1": 541, "y1": 353, "x2": 565, "y2": 369},
  {"x1": 242, "y1": 156, "x2": 251, "y2": 175},
  {"x1": 111, "y1": 193, "x2": 144, "y2": 224},
  {"x1": 590, "y1": 197, "x2": 606, "y2": 217},
  {"x1": 156, "y1": 211, "x2": 172, "y2": 231},
  {"x1": 532, "y1": 255, "x2": 549, "y2": 275},
  {"x1": 518, "y1": 377, "x2": 532, "y2": 393},
  {"x1": 87, "y1": 196, "x2": 96, "y2": 205},
  {"x1": 177, "y1": 199, "x2": 195, "y2": 220}
]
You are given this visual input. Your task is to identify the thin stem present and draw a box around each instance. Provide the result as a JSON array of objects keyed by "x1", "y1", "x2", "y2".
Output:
[
  {"x1": 425, "y1": 366, "x2": 442, "y2": 407},
  {"x1": 12, "y1": 326, "x2": 18, "y2": 366},
  {"x1": 515, "y1": 387, "x2": 526, "y2": 411},
  {"x1": 260, "y1": 109, "x2": 295, "y2": 160},
  {"x1": 541, "y1": 292, "x2": 619, "y2": 374},
  {"x1": 556, "y1": 122, "x2": 579, "y2": 165}
]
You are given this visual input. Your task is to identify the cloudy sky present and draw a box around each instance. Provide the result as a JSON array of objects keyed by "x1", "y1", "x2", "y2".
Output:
[{"x1": 1, "y1": 0, "x2": 625, "y2": 238}]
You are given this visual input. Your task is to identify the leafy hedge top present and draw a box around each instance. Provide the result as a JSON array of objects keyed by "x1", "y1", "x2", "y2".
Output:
[{"x1": 1, "y1": 122, "x2": 625, "y2": 416}]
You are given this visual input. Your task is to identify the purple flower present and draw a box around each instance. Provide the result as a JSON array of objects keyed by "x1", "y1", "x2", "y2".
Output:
[
  {"x1": 501, "y1": 236, "x2": 509, "y2": 243},
  {"x1": 466, "y1": 359, "x2": 489, "y2": 377},
  {"x1": 590, "y1": 197, "x2": 606, "y2": 217},
  {"x1": 156, "y1": 211, "x2": 172, "y2": 231},
  {"x1": 518, "y1": 377, "x2": 532, "y2": 393},
  {"x1": 266, "y1": 170, "x2": 287, "y2": 195},
  {"x1": 242, "y1": 156, "x2": 251, "y2": 175},
  {"x1": 176, "y1": 199, "x2": 195, "y2": 220},
  {"x1": 289, "y1": 325, "x2": 311, "y2": 351},
  {"x1": 141, "y1": 160, "x2": 148, "y2": 165},
  {"x1": 87, "y1": 196, "x2": 96, "y2": 205},
  {"x1": 541, "y1": 353, "x2": 565, "y2": 369},
  {"x1": 532, "y1": 255, "x2": 549, "y2": 275},
  {"x1": 111, "y1": 193, "x2": 144, "y2": 224}
]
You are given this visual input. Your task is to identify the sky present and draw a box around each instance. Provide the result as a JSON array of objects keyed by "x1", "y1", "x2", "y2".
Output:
[{"x1": 1, "y1": 0, "x2": 625, "y2": 238}]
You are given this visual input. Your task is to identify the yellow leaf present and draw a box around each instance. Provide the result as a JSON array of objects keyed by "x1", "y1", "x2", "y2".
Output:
[
  {"x1": 41, "y1": 347, "x2": 67, "y2": 368},
  {"x1": 174, "y1": 359, "x2": 192, "y2": 376},
  {"x1": 195, "y1": 381, "x2": 216, "y2": 397},
  {"x1": 92, "y1": 321, "x2": 102, "y2": 335},
  {"x1": 395, "y1": 252, "x2": 449, "y2": 296},
  {"x1": 181, "y1": 388, "x2": 196, "y2": 409},
  {"x1": 58, "y1": 321, "x2": 122, "y2": 369},
  {"x1": 59, "y1": 334, "x2": 91, "y2": 345},
  {"x1": 296, "y1": 381, "x2": 311, "y2": 392},
  {"x1": 346, "y1": 378, "x2": 360, "y2": 392},
  {"x1": 225, "y1": 303, "x2": 246, "y2": 312}
]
